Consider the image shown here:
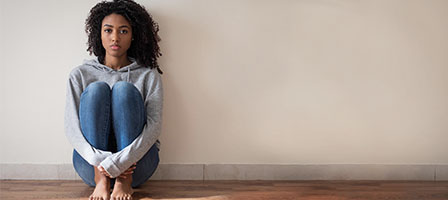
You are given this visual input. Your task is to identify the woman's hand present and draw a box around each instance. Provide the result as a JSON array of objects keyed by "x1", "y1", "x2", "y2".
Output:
[
  {"x1": 97, "y1": 163, "x2": 137, "y2": 179},
  {"x1": 117, "y1": 163, "x2": 137, "y2": 179}
]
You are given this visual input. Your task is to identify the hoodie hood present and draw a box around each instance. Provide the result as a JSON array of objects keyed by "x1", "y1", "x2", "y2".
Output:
[{"x1": 83, "y1": 57, "x2": 144, "y2": 82}]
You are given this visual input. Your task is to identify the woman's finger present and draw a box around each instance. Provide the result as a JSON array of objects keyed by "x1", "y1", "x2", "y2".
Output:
[
  {"x1": 119, "y1": 173, "x2": 130, "y2": 178},
  {"x1": 124, "y1": 168, "x2": 135, "y2": 173},
  {"x1": 126, "y1": 168, "x2": 135, "y2": 173},
  {"x1": 118, "y1": 169, "x2": 135, "y2": 178},
  {"x1": 121, "y1": 171, "x2": 133, "y2": 176}
]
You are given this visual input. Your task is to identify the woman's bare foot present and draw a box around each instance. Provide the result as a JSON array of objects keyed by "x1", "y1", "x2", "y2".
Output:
[
  {"x1": 111, "y1": 176, "x2": 134, "y2": 200},
  {"x1": 90, "y1": 166, "x2": 111, "y2": 200}
]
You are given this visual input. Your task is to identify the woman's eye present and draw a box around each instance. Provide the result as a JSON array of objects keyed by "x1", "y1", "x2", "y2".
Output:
[
  {"x1": 104, "y1": 29, "x2": 112, "y2": 33},
  {"x1": 120, "y1": 30, "x2": 128, "y2": 34}
]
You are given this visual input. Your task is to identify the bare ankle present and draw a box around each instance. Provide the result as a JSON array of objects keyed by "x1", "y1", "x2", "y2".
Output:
[
  {"x1": 116, "y1": 175, "x2": 133, "y2": 185},
  {"x1": 95, "y1": 177, "x2": 110, "y2": 186}
]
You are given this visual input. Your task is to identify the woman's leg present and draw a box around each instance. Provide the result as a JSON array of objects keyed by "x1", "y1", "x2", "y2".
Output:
[
  {"x1": 111, "y1": 81, "x2": 160, "y2": 188},
  {"x1": 72, "y1": 81, "x2": 112, "y2": 199}
]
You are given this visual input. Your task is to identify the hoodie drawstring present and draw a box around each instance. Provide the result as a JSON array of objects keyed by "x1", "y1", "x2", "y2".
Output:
[{"x1": 127, "y1": 67, "x2": 130, "y2": 82}]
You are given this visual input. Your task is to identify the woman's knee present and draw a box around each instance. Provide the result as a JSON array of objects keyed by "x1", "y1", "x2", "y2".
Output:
[
  {"x1": 111, "y1": 81, "x2": 141, "y2": 101},
  {"x1": 112, "y1": 81, "x2": 137, "y2": 93},
  {"x1": 83, "y1": 81, "x2": 110, "y2": 98}
]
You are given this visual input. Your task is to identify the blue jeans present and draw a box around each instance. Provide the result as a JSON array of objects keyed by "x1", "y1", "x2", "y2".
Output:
[{"x1": 72, "y1": 81, "x2": 159, "y2": 188}]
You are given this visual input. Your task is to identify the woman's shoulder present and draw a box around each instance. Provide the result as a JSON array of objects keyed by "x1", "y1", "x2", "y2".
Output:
[
  {"x1": 68, "y1": 58, "x2": 101, "y2": 78},
  {"x1": 68, "y1": 65, "x2": 86, "y2": 81}
]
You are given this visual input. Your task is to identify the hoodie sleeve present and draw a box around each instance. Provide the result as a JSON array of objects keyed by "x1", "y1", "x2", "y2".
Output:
[
  {"x1": 99, "y1": 70, "x2": 163, "y2": 178},
  {"x1": 64, "y1": 72, "x2": 113, "y2": 166}
]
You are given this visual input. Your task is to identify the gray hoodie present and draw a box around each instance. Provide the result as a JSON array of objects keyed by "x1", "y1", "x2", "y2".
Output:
[{"x1": 64, "y1": 57, "x2": 162, "y2": 178}]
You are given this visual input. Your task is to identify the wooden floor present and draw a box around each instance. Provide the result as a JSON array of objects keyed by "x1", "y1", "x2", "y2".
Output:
[{"x1": 1, "y1": 180, "x2": 448, "y2": 200}]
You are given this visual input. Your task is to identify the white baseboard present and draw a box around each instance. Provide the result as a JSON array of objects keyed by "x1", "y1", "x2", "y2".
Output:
[{"x1": 1, "y1": 164, "x2": 447, "y2": 181}]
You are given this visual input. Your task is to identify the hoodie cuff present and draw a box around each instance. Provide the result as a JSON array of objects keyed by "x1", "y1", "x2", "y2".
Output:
[
  {"x1": 99, "y1": 157, "x2": 121, "y2": 178},
  {"x1": 89, "y1": 150, "x2": 113, "y2": 167}
]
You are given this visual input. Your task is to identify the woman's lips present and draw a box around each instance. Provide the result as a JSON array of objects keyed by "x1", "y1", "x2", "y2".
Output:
[{"x1": 111, "y1": 45, "x2": 120, "y2": 50}]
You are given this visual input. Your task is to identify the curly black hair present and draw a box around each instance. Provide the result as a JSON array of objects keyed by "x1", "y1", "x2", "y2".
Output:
[{"x1": 85, "y1": 0, "x2": 162, "y2": 74}]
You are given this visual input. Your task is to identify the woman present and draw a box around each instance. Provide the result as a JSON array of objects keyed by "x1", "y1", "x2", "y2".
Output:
[{"x1": 64, "y1": 0, "x2": 163, "y2": 199}]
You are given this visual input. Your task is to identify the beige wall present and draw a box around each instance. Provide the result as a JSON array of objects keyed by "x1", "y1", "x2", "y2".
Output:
[{"x1": 1, "y1": 0, "x2": 447, "y2": 165}]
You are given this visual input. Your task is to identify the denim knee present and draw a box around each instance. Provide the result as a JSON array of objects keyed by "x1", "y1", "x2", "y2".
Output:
[
  {"x1": 112, "y1": 81, "x2": 136, "y2": 93},
  {"x1": 84, "y1": 81, "x2": 110, "y2": 97},
  {"x1": 111, "y1": 81, "x2": 141, "y2": 100}
]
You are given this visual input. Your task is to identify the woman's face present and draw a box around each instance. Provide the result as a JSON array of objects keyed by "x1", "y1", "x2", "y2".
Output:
[{"x1": 101, "y1": 13, "x2": 133, "y2": 59}]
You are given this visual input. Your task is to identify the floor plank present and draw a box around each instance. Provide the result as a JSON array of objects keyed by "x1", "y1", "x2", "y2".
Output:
[{"x1": 1, "y1": 180, "x2": 447, "y2": 200}]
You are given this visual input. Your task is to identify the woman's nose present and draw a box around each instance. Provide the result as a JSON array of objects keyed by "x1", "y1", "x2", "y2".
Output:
[{"x1": 111, "y1": 32, "x2": 119, "y2": 42}]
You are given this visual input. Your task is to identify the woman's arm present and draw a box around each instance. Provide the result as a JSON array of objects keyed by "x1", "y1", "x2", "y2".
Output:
[
  {"x1": 99, "y1": 69, "x2": 163, "y2": 178},
  {"x1": 64, "y1": 72, "x2": 113, "y2": 166}
]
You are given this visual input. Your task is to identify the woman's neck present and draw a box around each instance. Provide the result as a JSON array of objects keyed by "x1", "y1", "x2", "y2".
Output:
[{"x1": 104, "y1": 54, "x2": 131, "y2": 70}]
